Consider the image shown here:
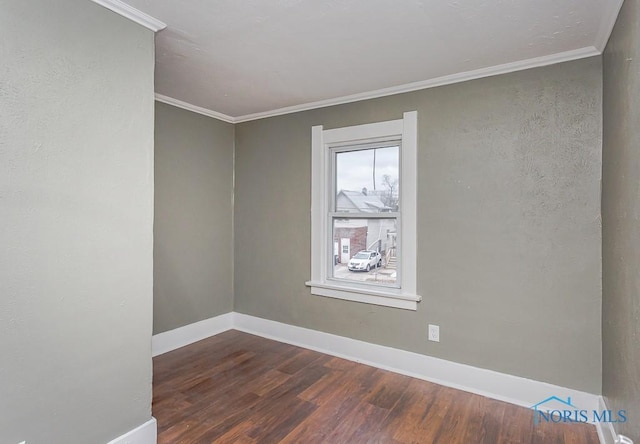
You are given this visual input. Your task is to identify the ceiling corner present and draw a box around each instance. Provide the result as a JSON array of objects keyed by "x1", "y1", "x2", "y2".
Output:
[{"x1": 593, "y1": 0, "x2": 625, "y2": 52}]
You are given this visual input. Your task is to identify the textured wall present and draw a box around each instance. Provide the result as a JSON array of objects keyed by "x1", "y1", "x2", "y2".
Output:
[
  {"x1": 154, "y1": 102, "x2": 234, "y2": 334},
  {"x1": 234, "y1": 57, "x2": 603, "y2": 392},
  {"x1": 602, "y1": 0, "x2": 640, "y2": 439},
  {"x1": 0, "y1": 1, "x2": 155, "y2": 443}
]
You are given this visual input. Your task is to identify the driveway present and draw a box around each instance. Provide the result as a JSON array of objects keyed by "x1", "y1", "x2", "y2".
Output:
[{"x1": 334, "y1": 263, "x2": 397, "y2": 284}]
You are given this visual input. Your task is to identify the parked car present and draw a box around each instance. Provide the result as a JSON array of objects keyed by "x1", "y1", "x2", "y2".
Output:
[{"x1": 348, "y1": 250, "x2": 382, "y2": 271}]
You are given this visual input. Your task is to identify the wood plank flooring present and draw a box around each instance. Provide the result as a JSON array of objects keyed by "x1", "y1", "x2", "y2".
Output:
[{"x1": 153, "y1": 330, "x2": 599, "y2": 443}]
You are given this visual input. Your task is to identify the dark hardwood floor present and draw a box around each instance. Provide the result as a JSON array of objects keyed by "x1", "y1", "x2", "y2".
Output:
[{"x1": 153, "y1": 330, "x2": 599, "y2": 443}]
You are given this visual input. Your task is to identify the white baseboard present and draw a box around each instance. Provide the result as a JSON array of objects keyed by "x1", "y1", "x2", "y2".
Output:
[
  {"x1": 152, "y1": 313, "x2": 233, "y2": 357},
  {"x1": 106, "y1": 418, "x2": 156, "y2": 444},
  {"x1": 596, "y1": 396, "x2": 619, "y2": 444},
  {"x1": 232, "y1": 313, "x2": 600, "y2": 413},
  {"x1": 152, "y1": 312, "x2": 601, "y2": 432}
]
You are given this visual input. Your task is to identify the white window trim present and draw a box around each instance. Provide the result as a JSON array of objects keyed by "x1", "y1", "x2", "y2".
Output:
[{"x1": 306, "y1": 111, "x2": 421, "y2": 310}]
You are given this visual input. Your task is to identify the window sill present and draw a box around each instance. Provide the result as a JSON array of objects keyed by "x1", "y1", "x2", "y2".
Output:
[{"x1": 305, "y1": 281, "x2": 421, "y2": 311}]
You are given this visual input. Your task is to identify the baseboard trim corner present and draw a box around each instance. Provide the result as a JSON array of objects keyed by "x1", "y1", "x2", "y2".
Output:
[
  {"x1": 152, "y1": 312, "x2": 233, "y2": 356},
  {"x1": 107, "y1": 417, "x2": 156, "y2": 444}
]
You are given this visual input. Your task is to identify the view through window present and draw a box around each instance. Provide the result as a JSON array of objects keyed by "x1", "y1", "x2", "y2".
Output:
[{"x1": 331, "y1": 144, "x2": 400, "y2": 287}]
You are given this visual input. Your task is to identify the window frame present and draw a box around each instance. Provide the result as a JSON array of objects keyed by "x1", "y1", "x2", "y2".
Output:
[{"x1": 306, "y1": 111, "x2": 420, "y2": 310}]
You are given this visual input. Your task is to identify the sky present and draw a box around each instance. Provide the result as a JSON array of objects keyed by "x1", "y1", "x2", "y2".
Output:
[{"x1": 335, "y1": 146, "x2": 399, "y2": 194}]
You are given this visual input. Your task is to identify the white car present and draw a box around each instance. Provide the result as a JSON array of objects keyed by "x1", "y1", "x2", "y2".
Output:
[{"x1": 348, "y1": 250, "x2": 382, "y2": 272}]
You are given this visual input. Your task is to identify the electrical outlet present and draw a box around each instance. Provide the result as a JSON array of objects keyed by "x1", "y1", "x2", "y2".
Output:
[{"x1": 428, "y1": 324, "x2": 440, "y2": 342}]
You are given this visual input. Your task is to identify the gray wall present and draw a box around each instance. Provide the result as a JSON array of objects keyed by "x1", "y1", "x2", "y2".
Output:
[
  {"x1": 602, "y1": 0, "x2": 640, "y2": 439},
  {"x1": 154, "y1": 103, "x2": 234, "y2": 334},
  {"x1": 0, "y1": 1, "x2": 155, "y2": 443},
  {"x1": 235, "y1": 57, "x2": 603, "y2": 393}
]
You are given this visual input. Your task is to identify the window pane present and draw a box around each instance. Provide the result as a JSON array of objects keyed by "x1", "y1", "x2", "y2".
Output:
[
  {"x1": 335, "y1": 146, "x2": 399, "y2": 213},
  {"x1": 332, "y1": 218, "x2": 398, "y2": 286}
]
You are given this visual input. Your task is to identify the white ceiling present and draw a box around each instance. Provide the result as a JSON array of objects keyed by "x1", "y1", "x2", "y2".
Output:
[{"x1": 122, "y1": 0, "x2": 623, "y2": 122}]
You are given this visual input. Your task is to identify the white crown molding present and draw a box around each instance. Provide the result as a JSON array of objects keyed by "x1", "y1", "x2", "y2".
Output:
[
  {"x1": 233, "y1": 46, "x2": 600, "y2": 123},
  {"x1": 154, "y1": 47, "x2": 600, "y2": 125},
  {"x1": 90, "y1": 0, "x2": 166, "y2": 32},
  {"x1": 155, "y1": 94, "x2": 235, "y2": 124},
  {"x1": 593, "y1": 0, "x2": 625, "y2": 52},
  {"x1": 155, "y1": 47, "x2": 600, "y2": 124}
]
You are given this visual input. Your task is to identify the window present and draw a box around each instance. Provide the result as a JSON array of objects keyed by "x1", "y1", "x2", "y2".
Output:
[
  {"x1": 306, "y1": 112, "x2": 420, "y2": 310},
  {"x1": 332, "y1": 144, "x2": 398, "y2": 286}
]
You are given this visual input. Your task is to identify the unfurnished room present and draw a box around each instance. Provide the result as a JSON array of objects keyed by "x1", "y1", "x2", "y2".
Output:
[{"x1": 1, "y1": 0, "x2": 639, "y2": 443}]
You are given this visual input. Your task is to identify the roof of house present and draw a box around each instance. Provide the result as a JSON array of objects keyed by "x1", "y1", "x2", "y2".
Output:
[{"x1": 337, "y1": 190, "x2": 391, "y2": 213}]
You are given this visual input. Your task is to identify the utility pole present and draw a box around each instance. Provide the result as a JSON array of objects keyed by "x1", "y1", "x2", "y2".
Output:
[{"x1": 372, "y1": 148, "x2": 376, "y2": 191}]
